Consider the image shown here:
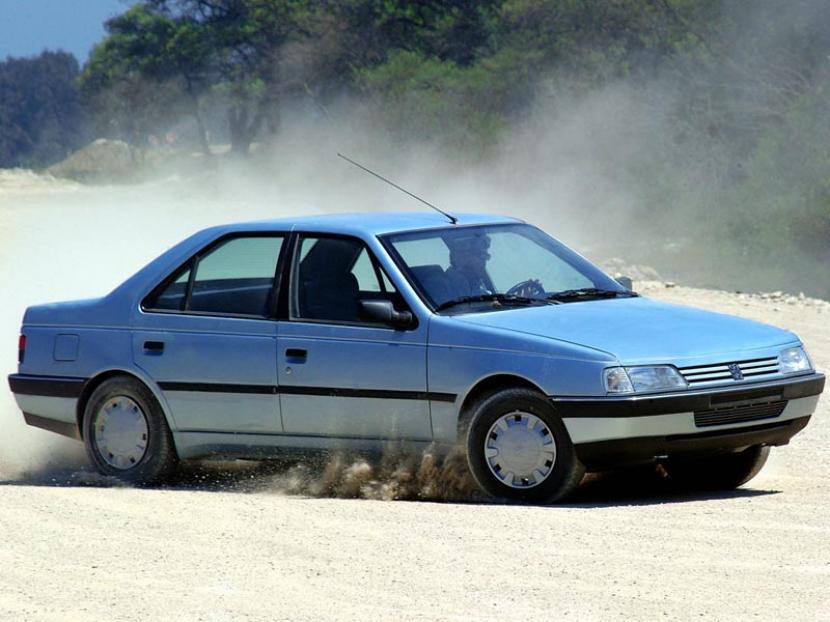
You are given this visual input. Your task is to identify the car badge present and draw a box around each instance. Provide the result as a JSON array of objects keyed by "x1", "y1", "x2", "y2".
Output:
[{"x1": 728, "y1": 363, "x2": 744, "y2": 380}]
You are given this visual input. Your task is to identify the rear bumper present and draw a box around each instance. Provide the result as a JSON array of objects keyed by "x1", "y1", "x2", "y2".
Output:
[
  {"x1": 8, "y1": 373, "x2": 83, "y2": 439},
  {"x1": 22, "y1": 412, "x2": 80, "y2": 439},
  {"x1": 551, "y1": 373, "x2": 824, "y2": 469},
  {"x1": 8, "y1": 373, "x2": 86, "y2": 398}
]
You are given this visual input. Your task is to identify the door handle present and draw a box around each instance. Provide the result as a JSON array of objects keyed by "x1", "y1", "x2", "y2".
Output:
[
  {"x1": 285, "y1": 348, "x2": 307, "y2": 362},
  {"x1": 143, "y1": 340, "x2": 165, "y2": 353}
]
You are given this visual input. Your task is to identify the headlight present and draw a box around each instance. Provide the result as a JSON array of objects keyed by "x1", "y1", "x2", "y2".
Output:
[
  {"x1": 604, "y1": 365, "x2": 688, "y2": 394},
  {"x1": 779, "y1": 346, "x2": 812, "y2": 374},
  {"x1": 604, "y1": 367, "x2": 634, "y2": 393}
]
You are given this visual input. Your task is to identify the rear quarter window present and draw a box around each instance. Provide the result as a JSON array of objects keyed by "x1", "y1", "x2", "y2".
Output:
[{"x1": 144, "y1": 235, "x2": 284, "y2": 317}]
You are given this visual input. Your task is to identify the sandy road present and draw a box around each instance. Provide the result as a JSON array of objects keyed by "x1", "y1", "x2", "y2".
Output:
[{"x1": 0, "y1": 176, "x2": 827, "y2": 621}]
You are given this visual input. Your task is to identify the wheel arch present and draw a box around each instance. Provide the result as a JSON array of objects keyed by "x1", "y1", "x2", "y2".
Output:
[
  {"x1": 76, "y1": 368, "x2": 174, "y2": 439},
  {"x1": 456, "y1": 373, "x2": 547, "y2": 435}
]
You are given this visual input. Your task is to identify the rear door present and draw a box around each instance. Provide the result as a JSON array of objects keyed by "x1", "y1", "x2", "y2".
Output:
[
  {"x1": 276, "y1": 234, "x2": 432, "y2": 440},
  {"x1": 133, "y1": 234, "x2": 285, "y2": 433}
]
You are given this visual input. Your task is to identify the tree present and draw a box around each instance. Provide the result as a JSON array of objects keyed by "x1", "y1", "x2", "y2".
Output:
[
  {"x1": 289, "y1": 0, "x2": 502, "y2": 101},
  {"x1": 81, "y1": 4, "x2": 214, "y2": 153},
  {"x1": 0, "y1": 51, "x2": 86, "y2": 168},
  {"x1": 146, "y1": 0, "x2": 308, "y2": 154}
]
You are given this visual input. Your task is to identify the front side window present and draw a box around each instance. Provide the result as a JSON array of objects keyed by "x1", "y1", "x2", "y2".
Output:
[
  {"x1": 384, "y1": 224, "x2": 628, "y2": 312},
  {"x1": 145, "y1": 235, "x2": 284, "y2": 317},
  {"x1": 292, "y1": 235, "x2": 403, "y2": 323}
]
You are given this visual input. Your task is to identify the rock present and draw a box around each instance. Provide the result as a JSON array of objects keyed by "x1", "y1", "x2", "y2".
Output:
[
  {"x1": 600, "y1": 258, "x2": 663, "y2": 282},
  {"x1": 46, "y1": 139, "x2": 134, "y2": 183}
]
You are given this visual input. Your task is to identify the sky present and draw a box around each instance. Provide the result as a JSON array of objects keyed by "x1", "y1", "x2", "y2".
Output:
[{"x1": 0, "y1": 0, "x2": 136, "y2": 64}]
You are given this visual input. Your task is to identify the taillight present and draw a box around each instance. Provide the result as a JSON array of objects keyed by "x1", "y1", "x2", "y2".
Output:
[{"x1": 18, "y1": 334, "x2": 26, "y2": 363}]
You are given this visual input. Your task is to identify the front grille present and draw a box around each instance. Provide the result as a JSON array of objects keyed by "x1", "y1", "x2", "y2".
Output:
[
  {"x1": 694, "y1": 400, "x2": 787, "y2": 428},
  {"x1": 679, "y1": 356, "x2": 779, "y2": 387}
]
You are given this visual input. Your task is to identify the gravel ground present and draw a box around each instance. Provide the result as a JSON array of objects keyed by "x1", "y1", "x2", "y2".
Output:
[{"x1": 0, "y1": 181, "x2": 827, "y2": 621}]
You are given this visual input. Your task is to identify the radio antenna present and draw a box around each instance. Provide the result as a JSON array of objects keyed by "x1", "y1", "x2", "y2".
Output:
[{"x1": 338, "y1": 153, "x2": 457, "y2": 225}]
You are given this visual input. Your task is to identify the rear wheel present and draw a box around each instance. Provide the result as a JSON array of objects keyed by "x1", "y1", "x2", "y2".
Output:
[
  {"x1": 465, "y1": 388, "x2": 584, "y2": 503},
  {"x1": 82, "y1": 376, "x2": 177, "y2": 484},
  {"x1": 661, "y1": 445, "x2": 770, "y2": 491}
]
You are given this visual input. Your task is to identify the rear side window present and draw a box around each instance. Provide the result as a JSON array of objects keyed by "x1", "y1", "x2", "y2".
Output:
[
  {"x1": 150, "y1": 268, "x2": 191, "y2": 311},
  {"x1": 145, "y1": 235, "x2": 284, "y2": 317}
]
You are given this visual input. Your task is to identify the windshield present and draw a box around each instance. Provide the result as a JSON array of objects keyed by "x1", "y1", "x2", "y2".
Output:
[{"x1": 383, "y1": 223, "x2": 629, "y2": 312}]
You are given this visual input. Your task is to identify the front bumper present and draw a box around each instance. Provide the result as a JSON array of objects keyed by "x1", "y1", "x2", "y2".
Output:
[{"x1": 551, "y1": 373, "x2": 824, "y2": 469}]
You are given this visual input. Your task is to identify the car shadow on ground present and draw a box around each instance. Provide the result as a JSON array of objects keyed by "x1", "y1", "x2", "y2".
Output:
[
  {"x1": 564, "y1": 468, "x2": 779, "y2": 507},
  {"x1": 0, "y1": 457, "x2": 780, "y2": 508}
]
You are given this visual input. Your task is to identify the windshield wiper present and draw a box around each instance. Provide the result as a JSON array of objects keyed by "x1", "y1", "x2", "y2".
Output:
[
  {"x1": 546, "y1": 288, "x2": 637, "y2": 302},
  {"x1": 436, "y1": 293, "x2": 556, "y2": 312}
]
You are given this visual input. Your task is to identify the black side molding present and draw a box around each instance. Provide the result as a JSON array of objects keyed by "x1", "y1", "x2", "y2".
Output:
[
  {"x1": 8, "y1": 374, "x2": 86, "y2": 399},
  {"x1": 158, "y1": 381, "x2": 457, "y2": 403},
  {"x1": 278, "y1": 385, "x2": 456, "y2": 403},
  {"x1": 8, "y1": 374, "x2": 458, "y2": 404},
  {"x1": 158, "y1": 381, "x2": 276, "y2": 395}
]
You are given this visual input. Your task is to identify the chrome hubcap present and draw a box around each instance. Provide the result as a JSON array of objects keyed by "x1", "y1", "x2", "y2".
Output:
[
  {"x1": 94, "y1": 396, "x2": 148, "y2": 470},
  {"x1": 484, "y1": 411, "x2": 556, "y2": 489}
]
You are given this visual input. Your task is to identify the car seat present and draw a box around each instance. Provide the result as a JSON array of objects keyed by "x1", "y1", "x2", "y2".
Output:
[{"x1": 298, "y1": 239, "x2": 361, "y2": 321}]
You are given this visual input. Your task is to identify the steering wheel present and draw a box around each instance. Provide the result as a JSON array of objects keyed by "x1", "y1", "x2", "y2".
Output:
[{"x1": 506, "y1": 279, "x2": 545, "y2": 298}]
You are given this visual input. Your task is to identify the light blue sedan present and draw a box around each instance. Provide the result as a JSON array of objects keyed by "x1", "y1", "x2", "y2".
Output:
[{"x1": 8, "y1": 213, "x2": 825, "y2": 501}]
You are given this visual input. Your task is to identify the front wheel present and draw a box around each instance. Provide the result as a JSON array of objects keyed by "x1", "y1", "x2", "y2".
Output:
[
  {"x1": 82, "y1": 376, "x2": 177, "y2": 484},
  {"x1": 465, "y1": 388, "x2": 584, "y2": 503},
  {"x1": 661, "y1": 445, "x2": 770, "y2": 491}
]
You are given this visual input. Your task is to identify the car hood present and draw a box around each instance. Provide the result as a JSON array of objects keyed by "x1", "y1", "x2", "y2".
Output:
[{"x1": 454, "y1": 296, "x2": 798, "y2": 364}]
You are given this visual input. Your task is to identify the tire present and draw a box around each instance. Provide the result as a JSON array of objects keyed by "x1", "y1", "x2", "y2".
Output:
[
  {"x1": 661, "y1": 445, "x2": 770, "y2": 491},
  {"x1": 464, "y1": 388, "x2": 584, "y2": 503},
  {"x1": 82, "y1": 376, "x2": 178, "y2": 484}
]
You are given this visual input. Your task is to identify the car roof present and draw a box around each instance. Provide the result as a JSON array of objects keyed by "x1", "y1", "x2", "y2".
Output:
[{"x1": 214, "y1": 212, "x2": 525, "y2": 237}]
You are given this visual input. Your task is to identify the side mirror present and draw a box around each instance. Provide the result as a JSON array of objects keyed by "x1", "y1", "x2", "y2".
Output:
[
  {"x1": 359, "y1": 299, "x2": 413, "y2": 329},
  {"x1": 615, "y1": 275, "x2": 633, "y2": 291}
]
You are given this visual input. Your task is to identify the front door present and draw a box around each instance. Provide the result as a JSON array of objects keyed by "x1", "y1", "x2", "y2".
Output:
[
  {"x1": 277, "y1": 234, "x2": 431, "y2": 440},
  {"x1": 134, "y1": 234, "x2": 285, "y2": 433}
]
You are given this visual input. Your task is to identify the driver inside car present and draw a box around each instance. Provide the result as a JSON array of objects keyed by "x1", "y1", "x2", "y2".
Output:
[{"x1": 443, "y1": 232, "x2": 495, "y2": 298}]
